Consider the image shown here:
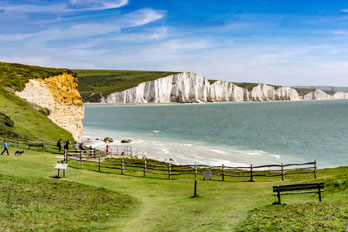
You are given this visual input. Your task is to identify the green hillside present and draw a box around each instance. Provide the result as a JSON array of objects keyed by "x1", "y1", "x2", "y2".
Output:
[
  {"x1": 74, "y1": 69, "x2": 179, "y2": 102},
  {"x1": 0, "y1": 62, "x2": 74, "y2": 141}
]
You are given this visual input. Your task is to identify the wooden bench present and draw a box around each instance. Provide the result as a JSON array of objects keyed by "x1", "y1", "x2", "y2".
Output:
[
  {"x1": 28, "y1": 143, "x2": 45, "y2": 151},
  {"x1": 273, "y1": 182, "x2": 324, "y2": 204}
]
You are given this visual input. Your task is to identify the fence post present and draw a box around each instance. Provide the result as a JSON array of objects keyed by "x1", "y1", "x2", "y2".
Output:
[
  {"x1": 42, "y1": 140, "x2": 44, "y2": 152},
  {"x1": 314, "y1": 160, "x2": 317, "y2": 179},
  {"x1": 249, "y1": 164, "x2": 254, "y2": 182},
  {"x1": 80, "y1": 153, "x2": 83, "y2": 168},
  {"x1": 17, "y1": 135, "x2": 19, "y2": 148},
  {"x1": 98, "y1": 156, "x2": 101, "y2": 172},
  {"x1": 121, "y1": 159, "x2": 124, "y2": 175},
  {"x1": 281, "y1": 163, "x2": 284, "y2": 181},
  {"x1": 144, "y1": 160, "x2": 147, "y2": 177},
  {"x1": 168, "y1": 163, "x2": 171, "y2": 180},
  {"x1": 221, "y1": 164, "x2": 225, "y2": 181},
  {"x1": 194, "y1": 164, "x2": 198, "y2": 197}
]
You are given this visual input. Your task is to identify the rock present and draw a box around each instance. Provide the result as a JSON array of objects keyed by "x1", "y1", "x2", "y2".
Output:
[
  {"x1": 96, "y1": 138, "x2": 99, "y2": 140},
  {"x1": 15, "y1": 73, "x2": 84, "y2": 141},
  {"x1": 103, "y1": 137, "x2": 114, "y2": 143},
  {"x1": 121, "y1": 138, "x2": 132, "y2": 143}
]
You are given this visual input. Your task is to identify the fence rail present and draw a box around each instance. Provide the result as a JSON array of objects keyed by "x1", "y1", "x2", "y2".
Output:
[{"x1": 66, "y1": 152, "x2": 318, "y2": 182}]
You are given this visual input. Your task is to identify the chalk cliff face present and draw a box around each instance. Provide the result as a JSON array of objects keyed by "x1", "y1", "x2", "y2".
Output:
[
  {"x1": 102, "y1": 72, "x2": 301, "y2": 104},
  {"x1": 100, "y1": 72, "x2": 348, "y2": 104},
  {"x1": 16, "y1": 73, "x2": 84, "y2": 142}
]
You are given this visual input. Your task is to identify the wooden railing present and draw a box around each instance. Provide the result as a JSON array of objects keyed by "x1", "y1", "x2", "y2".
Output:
[{"x1": 66, "y1": 153, "x2": 318, "y2": 182}]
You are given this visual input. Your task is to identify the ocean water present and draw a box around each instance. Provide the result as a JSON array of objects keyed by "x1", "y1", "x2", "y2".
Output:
[{"x1": 83, "y1": 100, "x2": 348, "y2": 168}]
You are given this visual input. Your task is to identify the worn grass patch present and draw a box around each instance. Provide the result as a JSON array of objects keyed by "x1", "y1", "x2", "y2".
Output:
[{"x1": 0, "y1": 174, "x2": 132, "y2": 232}]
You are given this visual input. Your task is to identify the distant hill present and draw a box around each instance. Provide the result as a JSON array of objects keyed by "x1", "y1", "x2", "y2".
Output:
[
  {"x1": 294, "y1": 86, "x2": 348, "y2": 93},
  {"x1": 74, "y1": 69, "x2": 179, "y2": 102}
]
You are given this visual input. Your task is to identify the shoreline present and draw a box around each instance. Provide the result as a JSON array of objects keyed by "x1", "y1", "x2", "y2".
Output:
[{"x1": 84, "y1": 98, "x2": 348, "y2": 106}]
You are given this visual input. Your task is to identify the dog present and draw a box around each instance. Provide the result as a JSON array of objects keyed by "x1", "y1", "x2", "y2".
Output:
[{"x1": 14, "y1": 150, "x2": 24, "y2": 156}]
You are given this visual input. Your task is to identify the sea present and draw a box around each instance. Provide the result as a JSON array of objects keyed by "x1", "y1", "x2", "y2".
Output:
[{"x1": 83, "y1": 100, "x2": 348, "y2": 168}]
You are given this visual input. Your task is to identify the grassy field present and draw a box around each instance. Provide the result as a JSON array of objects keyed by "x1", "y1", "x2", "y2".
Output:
[
  {"x1": 0, "y1": 173, "x2": 132, "y2": 231},
  {"x1": 1, "y1": 146, "x2": 348, "y2": 231},
  {"x1": 74, "y1": 70, "x2": 179, "y2": 102}
]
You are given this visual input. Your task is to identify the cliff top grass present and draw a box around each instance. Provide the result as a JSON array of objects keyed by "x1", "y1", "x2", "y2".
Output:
[
  {"x1": 0, "y1": 62, "x2": 75, "y2": 92},
  {"x1": 74, "y1": 69, "x2": 179, "y2": 102}
]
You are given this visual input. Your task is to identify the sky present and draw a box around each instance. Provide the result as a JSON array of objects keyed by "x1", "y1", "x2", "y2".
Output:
[{"x1": 1, "y1": 0, "x2": 348, "y2": 86}]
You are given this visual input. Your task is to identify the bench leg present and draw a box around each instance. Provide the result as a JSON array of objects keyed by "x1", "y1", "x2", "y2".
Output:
[
  {"x1": 58, "y1": 169, "x2": 60, "y2": 177},
  {"x1": 63, "y1": 169, "x2": 66, "y2": 178},
  {"x1": 277, "y1": 191, "x2": 281, "y2": 204},
  {"x1": 318, "y1": 187, "x2": 322, "y2": 202}
]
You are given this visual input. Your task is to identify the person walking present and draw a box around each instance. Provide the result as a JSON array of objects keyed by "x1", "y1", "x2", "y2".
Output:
[
  {"x1": 1, "y1": 140, "x2": 10, "y2": 155},
  {"x1": 79, "y1": 143, "x2": 85, "y2": 156},
  {"x1": 57, "y1": 139, "x2": 62, "y2": 154},
  {"x1": 64, "y1": 140, "x2": 70, "y2": 154},
  {"x1": 74, "y1": 142, "x2": 78, "y2": 153}
]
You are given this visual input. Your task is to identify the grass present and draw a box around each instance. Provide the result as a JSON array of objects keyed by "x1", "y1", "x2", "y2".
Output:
[
  {"x1": 0, "y1": 90, "x2": 73, "y2": 141},
  {"x1": 74, "y1": 69, "x2": 179, "y2": 102},
  {"x1": 0, "y1": 62, "x2": 75, "y2": 92},
  {"x1": 0, "y1": 173, "x2": 133, "y2": 232},
  {"x1": 1, "y1": 146, "x2": 348, "y2": 231}
]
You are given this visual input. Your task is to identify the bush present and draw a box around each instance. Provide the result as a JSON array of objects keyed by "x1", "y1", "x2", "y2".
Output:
[{"x1": 38, "y1": 107, "x2": 50, "y2": 116}]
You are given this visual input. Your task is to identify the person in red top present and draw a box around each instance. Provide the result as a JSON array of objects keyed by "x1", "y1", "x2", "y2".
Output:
[{"x1": 106, "y1": 143, "x2": 110, "y2": 154}]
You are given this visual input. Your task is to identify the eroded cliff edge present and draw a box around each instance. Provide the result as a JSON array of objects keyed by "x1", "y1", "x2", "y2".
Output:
[{"x1": 16, "y1": 73, "x2": 84, "y2": 141}]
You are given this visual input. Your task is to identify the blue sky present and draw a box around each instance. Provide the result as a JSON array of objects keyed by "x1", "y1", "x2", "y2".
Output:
[{"x1": 1, "y1": 0, "x2": 348, "y2": 86}]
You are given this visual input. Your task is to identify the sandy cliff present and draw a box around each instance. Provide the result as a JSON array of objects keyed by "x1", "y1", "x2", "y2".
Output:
[{"x1": 16, "y1": 73, "x2": 84, "y2": 141}]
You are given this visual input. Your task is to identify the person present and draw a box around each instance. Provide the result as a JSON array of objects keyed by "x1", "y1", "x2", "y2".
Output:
[
  {"x1": 57, "y1": 139, "x2": 62, "y2": 154},
  {"x1": 1, "y1": 140, "x2": 10, "y2": 155},
  {"x1": 64, "y1": 140, "x2": 70, "y2": 153},
  {"x1": 79, "y1": 143, "x2": 85, "y2": 156},
  {"x1": 106, "y1": 143, "x2": 110, "y2": 154},
  {"x1": 74, "y1": 142, "x2": 78, "y2": 153}
]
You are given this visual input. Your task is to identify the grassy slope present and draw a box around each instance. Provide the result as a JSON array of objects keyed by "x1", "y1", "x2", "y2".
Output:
[
  {"x1": 0, "y1": 172, "x2": 132, "y2": 231},
  {"x1": 1, "y1": 146, "x2": 348, "y2": 231},
  {"x1": 74, "y1": 69, "x2": 179, "y2": 102},
  {"x1": 0, "y1": 62, "x2": 75, "y2": 141}
]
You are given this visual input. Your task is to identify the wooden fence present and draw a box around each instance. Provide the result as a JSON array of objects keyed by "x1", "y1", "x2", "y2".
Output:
[{"x1": 66, "y1": 153, "x2": 318, "y2": 182}]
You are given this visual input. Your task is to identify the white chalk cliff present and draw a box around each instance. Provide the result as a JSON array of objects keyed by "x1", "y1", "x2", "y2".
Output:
[
  {"x1": 101, "y1": 72, "x2": 348, "y2": 104},
  {"x1": 16, "y1": 73, "x2": 84, "y2": 142}
]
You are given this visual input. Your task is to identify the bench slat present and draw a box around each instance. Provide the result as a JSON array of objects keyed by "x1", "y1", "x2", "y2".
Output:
[
  {"x1": 273, "y1": 182, "x2": 324, "y2": 189},
  {"x1": 273, "y1": 185, "x2": 324, "y2": 192},
  {"x1": 273, "y1": 190, "x2": 324, "y2": 196},
  {"x1": 273, "y1": 183, "x2": 324, "y2": 192}
]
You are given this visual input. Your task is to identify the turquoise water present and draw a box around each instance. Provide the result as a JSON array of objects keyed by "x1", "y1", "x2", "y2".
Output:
[{"x1": 84, "y1": 100, "x2": 348, "y2": 168}]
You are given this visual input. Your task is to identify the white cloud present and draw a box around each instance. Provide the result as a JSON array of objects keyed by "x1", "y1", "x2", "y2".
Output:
[
  {"x1": 0, "y1": 0, "x2": 128, "y2": 13},
  {"x1": 341, "y1": 9, "x2": 348, "y2": 12},
  {"x1": 116, "y1": 8, "x2": 165, "y2": 28},
  {"x1": 69, "y1": 0, "x2": 128, "y2": 11}
]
